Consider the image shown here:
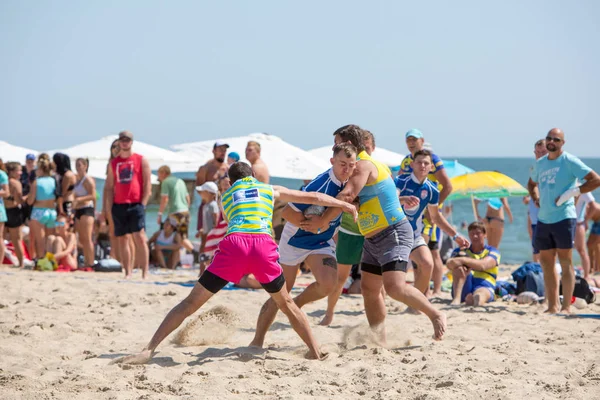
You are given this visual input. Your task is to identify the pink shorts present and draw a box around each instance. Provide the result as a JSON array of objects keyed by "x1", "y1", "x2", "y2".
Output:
[{"x1": 206, "y1": 233, "x2": 283, "y2": 285}]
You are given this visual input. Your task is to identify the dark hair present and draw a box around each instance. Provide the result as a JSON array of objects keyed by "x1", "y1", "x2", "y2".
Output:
[
  {"x1": 468, "y1": 221, "x2": 486, "y2": 234},
  {"x1": 53, "y1": 153, "x2": 72, "y2": 176},
  {"x1": 5, "y1": 162, "x2": 21, "y2": 175},
  {"x1": 0, "y1": 158, "x2": 5, "y2": 173},
  {"x1": 76, "y1": 157, "x2": 89, "y2": 173},
  {"x1": 362, "y1": 129, "x2": 375, "y2": 147},
  {"x1": 333, "y1": 143, "x2": 357, "y2": 158},
  {"x1": 228, "y1": 162, "x2": 254, "y2": 184},
  {"x1": 332, "y1": 124, "x2": 366, "y2": 152},
  {"x1": 413, "y1": 149, "x2": 433, "y2": 162},
  {"x1": 109, "y1": 139, "x2": 119, "y2": 160}
]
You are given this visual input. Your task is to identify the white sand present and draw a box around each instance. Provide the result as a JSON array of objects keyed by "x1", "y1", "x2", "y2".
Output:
[{"x1": 1, "y1": 265, "x2": 599, "y2": 400}]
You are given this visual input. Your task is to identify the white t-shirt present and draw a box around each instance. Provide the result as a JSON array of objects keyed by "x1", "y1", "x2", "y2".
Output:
[{"x1": 575, "y1": 192, "x2": 595, "y2": 223}]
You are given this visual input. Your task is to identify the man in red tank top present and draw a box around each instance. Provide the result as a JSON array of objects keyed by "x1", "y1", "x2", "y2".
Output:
[{"x1": 105, "y1": 131, "x2": 152, "y2": 279}]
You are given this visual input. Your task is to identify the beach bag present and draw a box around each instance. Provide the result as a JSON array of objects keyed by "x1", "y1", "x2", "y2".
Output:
[
  {"x1": 515, "y1": 271, "x2": 545, "y2": 297},
  {"x1": 94, "y1": 258, "x2": 122, "y2": 273},
  {"x1": 560, "y1": 277, "x2": 595, "y2": 304},
  {"x1": 94, "y1": 240, "x2": 111, "y2": 261}
]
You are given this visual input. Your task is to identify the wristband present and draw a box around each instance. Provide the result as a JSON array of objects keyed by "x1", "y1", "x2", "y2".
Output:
[{"x1": 452, "y1": 234, "x2": 458, "y2": 240}]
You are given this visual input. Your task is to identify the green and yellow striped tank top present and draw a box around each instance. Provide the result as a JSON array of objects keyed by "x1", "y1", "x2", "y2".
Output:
[{"x1": 221, "y1": 177, "x2": 274, "y2": 235}]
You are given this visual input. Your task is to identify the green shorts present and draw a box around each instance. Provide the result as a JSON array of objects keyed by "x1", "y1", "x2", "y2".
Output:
[{"x1": 336, "y1": 231, "x2": 365, "y2": 265}]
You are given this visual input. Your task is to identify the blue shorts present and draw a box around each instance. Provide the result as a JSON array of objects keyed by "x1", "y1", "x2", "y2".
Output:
[
  {"x1": 591, "y1": 222, "x2": 600, "y2": 236},
  {"x1": 112, "y1": 203, "x2": 145, "y2": 237},
  {"x1": 452, "y1": 274, "x2": 495, "y2": 303},
  {"x1": 531, "y1": 224, "x2": 539, "y2": 255},
  {"x1": 31, "y1": 207, "x2": 57, "y2": 228},
  {"x1": 534, "y1": 219, "x2": 576, "y2": 251}
]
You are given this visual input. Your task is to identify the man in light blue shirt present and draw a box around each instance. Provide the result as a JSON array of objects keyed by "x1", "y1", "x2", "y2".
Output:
[{"x1": 528, "y1": 128, "x2": 600, "y2": 314}]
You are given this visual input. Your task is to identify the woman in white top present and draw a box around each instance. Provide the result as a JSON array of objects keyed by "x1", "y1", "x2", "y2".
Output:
[
  {"x1": 73, "y1": 158, "x2": 96, "y2": 269},
  {"x1": 575, "y1": 191, "x2": 594, "y2": 279},
  {"x1": 148, "y1": 219, "x2": 182, "y2": 269}
]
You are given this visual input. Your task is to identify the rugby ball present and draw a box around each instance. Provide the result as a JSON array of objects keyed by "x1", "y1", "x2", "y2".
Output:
[{"x1": 304, "y1": 205, "x2": 326, "y2": 217}]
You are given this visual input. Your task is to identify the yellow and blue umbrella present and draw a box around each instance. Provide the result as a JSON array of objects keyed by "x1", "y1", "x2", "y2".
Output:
[
  {"x1": 447, "y1": 171, "x2": 528, "y2": 201},
  {"x1": 443, "y1": 159, "x2": 476, "y2": 178}
]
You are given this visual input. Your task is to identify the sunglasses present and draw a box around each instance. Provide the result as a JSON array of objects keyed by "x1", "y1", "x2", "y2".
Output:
[
  {"x1": 545, "y1": 136, "x2": 562, "y2": 143},
  {"x1": 119, "y1": 137, "x2": 132, "y2": 142},
  {"x1": 56, "y1": 221, "x2": 66, "y2": 227}
]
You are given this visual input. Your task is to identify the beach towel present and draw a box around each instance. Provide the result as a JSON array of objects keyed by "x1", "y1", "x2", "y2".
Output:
[{"x1": 512, "y1": 262, "x2": 545, "y2": 296}]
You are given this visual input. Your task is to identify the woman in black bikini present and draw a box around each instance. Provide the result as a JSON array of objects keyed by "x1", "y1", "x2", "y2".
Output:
[
  {"x1": 4, "y1": 162, "x2": 26, "y2": 268},
  {"x1": 53, "y1": 153, "x2": 77, "y2": 221},
  {"x1": 74, "y1": 158, "x2": 97, "y2": 269},
  {"x1": 475, "y1": 197, "x2": 513, "y2": 249}
]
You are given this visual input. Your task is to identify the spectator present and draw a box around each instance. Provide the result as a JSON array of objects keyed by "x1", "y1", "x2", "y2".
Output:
[
  {"x1": 27, "y1": 153, "x2": 58, "y2": 259},
  {"x1": 148, "y1": 219, "x2": 182, "y2": 269},
  {"x1": 105, "y1": 131, "x2": 152, "y2": 279},
  {"x1": 195, "y1": 181, "x2": 219, "y2": 272},
  {"x1": 73, "y1": 158, "x2": 96, "y2": 270},
  {"x1": 245, "y1": 141, "x2": 269, "y2": 183},
  {"x1": 227, "y1": 152, "x2": 240, "y2": 165},
  {"x1": 157, "y1": 165, "x2": 193, "y2": 252},
  {"x1": 46, "y1": 215, "x2": 78, "y2": 270}
]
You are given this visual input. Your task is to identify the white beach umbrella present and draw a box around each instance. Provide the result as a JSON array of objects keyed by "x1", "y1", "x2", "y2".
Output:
[
  {"x1": 171, "y1": 133, "x2": 331, "y2": 180},
  {"x1": 0, "y1": 141, "x2": 38, "y2": 163},
  {"x1": 47, "y1": 135, "x2": 199, "y2": 173},
  {"x1": 308, "y1": 145, "x2": 404, "y2": 167}
]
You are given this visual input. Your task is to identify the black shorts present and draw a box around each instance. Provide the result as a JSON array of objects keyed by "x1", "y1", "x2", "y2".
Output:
[
  {"x1": 534, "y1": 219, "x2": 576, "y2": 251},
  {"x1": 6, "y1": 207, "x2": 24, "y2": 228},
  {"x1": 75, "y1": 207, "x2": 95, "y2": 220},
  {"x1": 62, "y1": 201, "x2": 74, "y2": 217},
  {"x1": 21, "y1": 203, "x2": 32, "y2": 221},
  {"x1": 111, "y1": 203, "x2": 145, "y2": 237}
]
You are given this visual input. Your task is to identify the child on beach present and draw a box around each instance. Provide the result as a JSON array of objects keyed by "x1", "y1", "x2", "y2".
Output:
[{"x1": 195, "y1": 182, "x2": 219, "y2": 273}]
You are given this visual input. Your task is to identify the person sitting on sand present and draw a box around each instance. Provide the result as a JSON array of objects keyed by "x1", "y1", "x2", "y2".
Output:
[
  {"x1": 585, "y1": 201, "x2": 600, "y2": 278},
  {"x1": 45, "y1": 215, "x2": 78, "y2": 270},
  {"x1": 148, "y1": 219, "x2": 182, "y2": 269},
  {"x1": 447, "y1": 221, "x2": 501, "y2": 306},
  {"x1": 112, "y1": 162, "x2": 357, "y2": 364},
  {"x1": 195, "y1": 181, "x2": 219, "y2": 272}
]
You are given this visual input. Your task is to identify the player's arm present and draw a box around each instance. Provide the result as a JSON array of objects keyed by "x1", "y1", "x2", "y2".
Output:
[
  {"x1": 457, "y1": 256, "x2": 497, "y2": 271},
  {"x1": 434, "y1": 168, "x2": 453, "y2": 204},
  {"x1": 427, "y1": 204, "x2": 469, "y2": 248},
  {"x1": 281, "y1": 204, "x2": 306, "y2": 226},
  {"x1": 273, "y1": 186, "x2": 357, "y2": 220},
  {"x1": 195, "y1": 165, "x2": 207, "y2": 186}
]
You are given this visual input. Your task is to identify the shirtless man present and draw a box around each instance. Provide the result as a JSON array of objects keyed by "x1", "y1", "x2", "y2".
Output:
[
  {"x1": 195, "y1": 141, "x2": 230, "y2": 231},
  {"x1": 303, "y1": 125, "x2": 446, "y2": 342},
  {"x1": 245, "y1": 141, "x2": 270, "y2": 184},
  {"x1": 586, "y1": 201, "x2": 600, "y2": 277},
  {"x1": 112, "y1": 162, "x2": 358, "y2": 364}
]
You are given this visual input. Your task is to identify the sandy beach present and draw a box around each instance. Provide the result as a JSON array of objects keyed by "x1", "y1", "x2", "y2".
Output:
[{"x1": 1, "y1": 264, "x2": 599, "y2": 400}]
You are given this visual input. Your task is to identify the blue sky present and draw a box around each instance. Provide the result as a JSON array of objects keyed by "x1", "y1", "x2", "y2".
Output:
[{"x1": 1, "y1": 0, "x2": 599, "y2": 157}]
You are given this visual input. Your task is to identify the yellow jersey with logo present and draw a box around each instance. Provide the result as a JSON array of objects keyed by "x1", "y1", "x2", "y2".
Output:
[
  {"x1": 451, "y1": 245, "x2": 501, "y2": 286},
  {"x1": 356, "y1": 151, "x2": 406, "y2": 236},
  {"x1": 221, "y1": 177, "x2": 274, "y2": 235}
]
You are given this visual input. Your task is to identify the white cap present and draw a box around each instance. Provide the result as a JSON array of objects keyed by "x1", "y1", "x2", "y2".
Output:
[
  {"x1": 196, "y1": 181, "x2": 219, "y2": 194},
  {"x1": 213, "y1": 141, "x2": 230, "y2": 149}
]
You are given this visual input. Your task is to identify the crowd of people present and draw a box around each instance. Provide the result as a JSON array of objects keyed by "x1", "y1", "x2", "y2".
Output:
[{"x1": 2, "y1": 125, "x2": 600, "y2": 363}]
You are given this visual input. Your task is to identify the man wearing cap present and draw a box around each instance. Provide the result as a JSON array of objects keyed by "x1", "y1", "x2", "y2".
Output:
[
  {"x1": 157, "y1": 165, "x2": 193, "y2": 251},
  {"x1": 227, "y1": 152, "x2": 240, "y2": 166},
  {"x1": 195, "y1": 141, "x2": 230, "y2": 236},
  {"x1": 105, "y1": 131, "x2": 152, "y2": 279},
  {"x1": 528, "y1": 128, "x2": 600, "y2": 313},
  {"x1": 399, "y1": 129, "x2": 453, "y2": 297},
  {"x1": 245, "y1": 141, "x2": 270, "y2": 184}
]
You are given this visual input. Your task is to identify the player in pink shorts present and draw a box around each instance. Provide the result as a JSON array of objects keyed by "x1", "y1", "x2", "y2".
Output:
[{"x1": 114, "y1": 162, "x2": 357, "y2": 364}]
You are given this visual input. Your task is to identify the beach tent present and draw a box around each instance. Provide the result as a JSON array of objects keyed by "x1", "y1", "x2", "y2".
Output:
[
  {"x1": 308, "y1": 145, "x2": 404, "y2": 167},
  {"x1": 0, "y1": 141, "x2": 38, "y2": 163},
  {"x1": 172, "y1": 133, "x2": 330, "y2": 180},
  {"x1": 47, "y1": 135, "x2": 201, "y2": 182}
]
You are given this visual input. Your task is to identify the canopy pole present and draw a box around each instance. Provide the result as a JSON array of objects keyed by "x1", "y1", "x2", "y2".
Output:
[{"x1": 470, "y1": 194, "x2": 478, "y2": 221}]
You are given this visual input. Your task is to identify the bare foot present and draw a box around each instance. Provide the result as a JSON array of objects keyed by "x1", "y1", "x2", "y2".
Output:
[
  {"x1": 319, "y1": 313, "x2": 334, "y2": 326},
  {"x1": 473, "y1": 294, "x2": 482, "y2": 307},
  {"x1": 110, "y1": 349, "x2": 154, "y2": 365},
  {"x1": 306, "y1": 350, "x2": 329, "y2": 360},
  {"x1": 449, "y1": 299, "x2": 461, "y2": 306},
  {"x1": 431, "y1": 313, "x2": 447, "y2": 341},
  {"x1": 124, "y1": 274, "x2": 132, "y2": 280},
  {"x1": 544, "y1": 307, "x2": 559, "y2": 314},
  {"x1": 248, "y1": 339, "x2": 264, "y2": 349},
  {"x1": 559, "y1": 306, "x2": 571, "y2": 314},
  {"x1": 431, "y1": 291, "x2": 443, "y2": 298}
]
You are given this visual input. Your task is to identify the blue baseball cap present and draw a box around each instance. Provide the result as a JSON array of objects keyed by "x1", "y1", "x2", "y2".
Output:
[
  {"x1": 405, "y1": 129, "x2": 423, "y2": 139},
  {"x1": 228, "y1": 151, "x2": 240, "y2": 162},
  {"x1": 26, "y1": 153, "x2": 36, "y2": 161}
]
